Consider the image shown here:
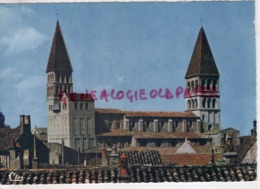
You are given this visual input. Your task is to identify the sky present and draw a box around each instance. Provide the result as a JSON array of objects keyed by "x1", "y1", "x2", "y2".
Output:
[{"x1": 0, "y1": 1, "x2": 256, "y2": 135}]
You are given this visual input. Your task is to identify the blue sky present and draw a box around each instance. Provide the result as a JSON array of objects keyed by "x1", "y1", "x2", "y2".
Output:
[{"x1": 0, "y1": 2, "x2": 255, "y2": 135}]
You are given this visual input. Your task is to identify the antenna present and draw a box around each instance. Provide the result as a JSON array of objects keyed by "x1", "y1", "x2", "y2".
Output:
[
  {"x1": 56, "y1": 12, "x2": 59, "y2": 21},
  {"x1": 201, "y1": 18, "x2": 203, "y2": 27}
]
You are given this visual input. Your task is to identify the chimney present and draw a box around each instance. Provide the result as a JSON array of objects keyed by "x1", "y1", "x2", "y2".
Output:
[
  {"x1": 20, "y1": 115, "x2": 31, "y2": 135},
  {"x1": 117, "y1": 152, "x2": 131, "y2": 183},
  {"x1": 119, "y1": 152, "x2": 128, "y2": 175},
  {"x1": 210, "y1": 149, "x2": 215, "y2": 164},
  {"x1": 101, "y1": 148, "x2": 107, "y2": 166},
  {"x1": 251, "y1": 120, "x2": 257, "y2": 138}
]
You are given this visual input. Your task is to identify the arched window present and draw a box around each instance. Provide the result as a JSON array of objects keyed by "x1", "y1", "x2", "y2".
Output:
[
  {"x1": 187, "y1": 81, "x2": 190, "y2": 90},
  {"x1": 85, "y1": 103, "x2": 89, "y2": 110},
  {"x1": 187, "y1": 100, "x2": 191, "y2": 109},
  {"x1": 208, "y1": 124, "x2": 212, "y2": 131},
  {"x1": 191, "y1": 99, "x2": 194, "y2": 109},
  {"x1": 207, "y1": 79, "x2": 211, "y2": 90},
  {"x1": 212, "y1": 99, "x2": 216, "y2": 108},
  {"x1": 207, "y1": 99, "x2": 211, "y2": 108},
  {"x1": 201, "y1": 79, "x2": 205, "y2": 90},
  {"x1": 80, "y1": 103, "x2": 83, "y2": 110},
  {"x1": 75, "y1": 103, "x2": 78, "y2": 110},
  {"x1": 213, "y1": 80, "x2": 217, "y2": 91},
  {"x1": 191, "y1": 81, "x2": 194, "y2": 92},
  {"x1": 195, "y1": 80, "x2": 198, "y2": 92},
  {"x1": 202, "y1": 98, "x2": 206, "y2": 108},
  {"x1": 195, "y1": 99, "x2": 198, "y2": 108}
]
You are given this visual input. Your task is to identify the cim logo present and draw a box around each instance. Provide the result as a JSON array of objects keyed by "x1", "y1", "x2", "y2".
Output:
[{"x1": 8, "y1": 171, "x2": 24, "y2": 182}]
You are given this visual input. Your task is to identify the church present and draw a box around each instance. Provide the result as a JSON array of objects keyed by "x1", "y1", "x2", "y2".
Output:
[{"x1": 46, "y1": 20, "x2": 221, "y2": 158}]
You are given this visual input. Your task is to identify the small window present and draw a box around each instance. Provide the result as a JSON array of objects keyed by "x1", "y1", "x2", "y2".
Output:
[
  {"x1": 202, "y1": 99, "x2": 206, "y2": 108},
  {"x1": 207, "y1": 80, "x2": 211, "y2": 90},
  {"x1": 80, "y1": 103, "x2": 83, "y2": 110},
  {"x1": 201, "y1": 79, "x2": 205, "y2": 90},
  {"x1": 140, "y1": 141, "x2": 146, "y2": 147},
  {"x1": 175, "y1": 121, "x2": 179, "y2": 128},
  {"x1": 189, "y1": 121, "x2": 193, "y2": 128},
  {"x1": 108, "y1": 121, "x2": 112, "y2": 129},
  {"x1": 116, "y1": 121, "x2": 120, "y2": 129},
  {"x1": 207, "y1": 99, "x2": 211, "y2": 108},
  {"x1": 85, "y1": 103, "x2": 89, "y2": 110},
  {"x1": 212, "y1": 99, "x2": 216, "y2": 108},
  {"x1": 191, "y1": 81, "x2": 194, "y2": 92},
  {"x1": 75, "y1": 103, "x2": 78, "y2": 110}
]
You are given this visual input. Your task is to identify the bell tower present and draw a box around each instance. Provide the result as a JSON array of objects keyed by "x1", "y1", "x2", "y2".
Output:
[
  {"x1": 185, "y1": 27, "x2": 220, "y2": 132},
  {"x1": 46, "y1": 21, "x2": 73, "y2": 101},
  {"x1": 46, "y1": 21, "x2": 73, "y2": 145}
]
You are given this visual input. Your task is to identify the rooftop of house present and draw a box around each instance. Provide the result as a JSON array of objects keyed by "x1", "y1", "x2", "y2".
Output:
[
  {"x1": 0, "y1": 163, "x2": 256, "y2": 184},
  {"x1": 95, "y1": 108, "x2": 198, "y2": 118},
  {"x1": 97, "y1": 130, "x2": 206, "y2": 139},
  {"x1": 236, "y1": 135, "x2": 256, "y2": 163},
  {"x1": 33, "y1": 128, "x2": 47, "y2": 142},
  {"x1": 0, "y1": 127, "x2": 20, "y2": 151}
]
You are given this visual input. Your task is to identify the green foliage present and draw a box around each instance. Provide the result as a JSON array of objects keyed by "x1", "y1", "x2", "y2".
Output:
[{"x1": 4, "y1": 124, "x2": 11, "y2": 128}]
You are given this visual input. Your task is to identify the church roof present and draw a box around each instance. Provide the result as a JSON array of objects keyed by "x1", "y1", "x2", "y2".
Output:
[
  {"x1": 46, "y1": 21, "x2": 73, "y2": 73},
  {"x1": 95, "y1": 108, "x2": 198, "y2": 118},
  {"x1": 185, "y1": 27, "x2": 219, "y2": 79}
]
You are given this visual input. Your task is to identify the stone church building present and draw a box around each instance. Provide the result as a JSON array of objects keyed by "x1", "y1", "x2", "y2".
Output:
[{"x1": 46, "y1": 21, "x2": 221, "y2": 154}]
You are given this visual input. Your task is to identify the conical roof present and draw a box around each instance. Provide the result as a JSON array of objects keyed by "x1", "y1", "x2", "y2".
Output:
[
  {"x1": 185, "y1": 27, "x2": 219, "y2": 79},
  {"x1": 46, "y1": 21, "x2": 73, "y2": 73}
]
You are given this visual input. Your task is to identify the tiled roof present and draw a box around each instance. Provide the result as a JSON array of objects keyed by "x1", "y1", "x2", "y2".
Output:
[
  {"x1": 0, "y1": 164, "x2": 256, "y2": 184},
  {"x1": 185, "y1": 27, "x2": 219, "y2": 79},
  {"x1": 46, "y1": 21, "x2": 73, "y2": 73},
  {"x1": 220, "y1": 127, "x2": 240, "y2": 132},
  {"x1": 97, "y1": 130, "x2": 134, "y2": 137},
  {"x1": 97, "y1": 130, "x2": 205, "y2": 139},
  {"x1": 125, "y1": 111, "x2": 198, "y2": 118},
  {"x1": 120, "y1": 145, "x2": 216, "y2": 165},
  {"x1": 33, "y1": 128, "x2": 47, "y2": 142},
  {"x1": 122, "y1": 147, "x2": 179, "y2": 154},
  {"x1": 95, "y1": 108, "x2": 198, "y2": 118},
  {"x1": 119, "y1": 150, "x2": 162, "y2": 165},
  {"x1": 236, "y1": 136, "x2": 256, "y2": 163},
  {"x1": 95, "y1": 108, "x2": 125, "y2": 114},
  {"x1": 133, "y1": 131, "x2": 205, "y2": 139},
  {"x1": 0, "y1": 127, "x2": 20, "y2": 151}
]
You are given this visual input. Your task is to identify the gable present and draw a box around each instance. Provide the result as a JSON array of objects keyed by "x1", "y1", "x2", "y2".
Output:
[{"x1": 175, "y1": 139, "x2": 197, "y2": 154}]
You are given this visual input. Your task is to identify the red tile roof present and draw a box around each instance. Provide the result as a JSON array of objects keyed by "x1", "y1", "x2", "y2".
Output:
[
  {"x1": 95, "y1": 108, "x2": 198, "y2": 118},
  {"x1": 133, "y1": 131, "x2": 204, "y2": 139},
  {"x1": 0, "y1": 127, "x2": 20, "y2": 151},
  {"x1": 125, "y1": 111, "x2": 197, "y2": 118},
  {"x1": 97, "y1": 130, "x2": 134, "y2": 137},
  {"x1": 97, "y1": 130, "x2": 205, "y2": 139},
  {"x1": 95, "y1": 108, "x2": 125, "y2": 114}
]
